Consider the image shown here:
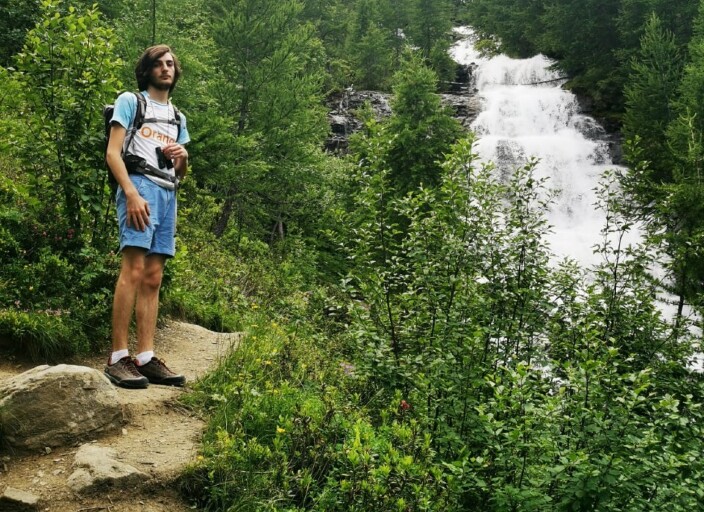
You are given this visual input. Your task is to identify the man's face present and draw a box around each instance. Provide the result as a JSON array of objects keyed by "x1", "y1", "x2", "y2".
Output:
[{"x1": 149, "y1": 52, "x2": 175, "y2": 91}]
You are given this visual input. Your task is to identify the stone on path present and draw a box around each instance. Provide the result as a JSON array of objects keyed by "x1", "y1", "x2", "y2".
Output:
[
  {"x1": 67, "y1": 444, "x2": 147, "y2": 493},
  {"x1": 0, "y1": 486, "x2": 40, "y2": 510},
  {"x1": 0, "y1": 365, "x2": 123, "y2": 450}
]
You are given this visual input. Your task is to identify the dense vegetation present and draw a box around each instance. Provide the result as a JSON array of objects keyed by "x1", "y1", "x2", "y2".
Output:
[
  {"x1": 1, "y1": 0, "x2": 704, "y2": 510},
  {"x1": 465, "y1": 0, "x2": 699, "y2": 125}
]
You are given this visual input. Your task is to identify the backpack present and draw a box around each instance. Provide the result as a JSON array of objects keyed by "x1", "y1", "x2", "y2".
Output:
[{"x1": 103, "y1": 92, "x2": 181, "y2": 192}]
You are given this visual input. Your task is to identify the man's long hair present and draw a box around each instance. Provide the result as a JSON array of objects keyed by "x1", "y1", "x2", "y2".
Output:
[{"x1": 135, "y1": 45, "x2": 181, "y2": 93}]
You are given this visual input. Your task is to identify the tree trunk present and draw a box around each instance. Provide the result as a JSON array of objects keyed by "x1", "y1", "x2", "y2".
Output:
[{"x1": 213, "y1": 196, "x2": 234, "y2": 238}]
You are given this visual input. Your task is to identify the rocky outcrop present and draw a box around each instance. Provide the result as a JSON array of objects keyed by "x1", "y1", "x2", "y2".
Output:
[
  {"x1": 0, "y1": 365, "x2": 123, "y2": 451},
  {"x1": 325, "y1": 64, "x2": 479, "y2": 153},
  {"x1": 0, "y1": 321, "x2": 237, "y2": 512},
  {"x1": 326, "y1": 89, "x2": 392, "y2": 153}
]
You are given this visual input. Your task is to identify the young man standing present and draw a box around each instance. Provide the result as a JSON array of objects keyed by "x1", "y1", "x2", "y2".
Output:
[{"x1": 104, "y1": 45, "x2": 190, "y2": 389}]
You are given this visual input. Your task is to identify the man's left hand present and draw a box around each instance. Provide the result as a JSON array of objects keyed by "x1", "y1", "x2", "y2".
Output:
[{"x1": 162, "y1": 143, "x2": 188, "y2": 162}]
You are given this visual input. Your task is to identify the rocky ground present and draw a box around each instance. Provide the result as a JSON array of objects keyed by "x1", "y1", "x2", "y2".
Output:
[{"x1": 0, "y1": 320, "x2": 240, "y2": 512}]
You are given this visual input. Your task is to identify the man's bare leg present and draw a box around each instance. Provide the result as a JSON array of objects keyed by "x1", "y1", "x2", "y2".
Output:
[
  {"x1": 105, "y1": 246, "x2": 150, "y2": 388},
  {"x1": 132, "y1": 253, "x2": 185, "y2": 386},
  {"x1": 135, "y1": 253, "x2": 166, "y2": 355},
  {"x1": 111, "y1": 246, "x2": 148, "y2": 352}
]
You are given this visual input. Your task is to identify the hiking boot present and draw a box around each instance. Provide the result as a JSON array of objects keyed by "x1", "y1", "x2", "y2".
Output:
[
  {"x1": 104, "y1": 356, "x2": 149, "y2": 389},
  {"x1": 135, "y1": 357, "x2": 186, "y2": 387}
]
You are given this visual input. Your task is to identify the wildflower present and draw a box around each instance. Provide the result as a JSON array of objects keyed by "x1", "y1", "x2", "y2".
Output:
[
  {"x1": 400, "y1": 399, "x2": 411, "y2": 411},
  {"x1": 276, "y1": 426, "x2": 286, "y2": 434}
]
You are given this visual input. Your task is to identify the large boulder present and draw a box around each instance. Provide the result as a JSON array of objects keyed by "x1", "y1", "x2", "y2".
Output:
[{"x1": 0, "y1": 365, "x2": 123, "y2": 451}]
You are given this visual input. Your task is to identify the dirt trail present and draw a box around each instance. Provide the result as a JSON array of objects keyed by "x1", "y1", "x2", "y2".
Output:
[{"x1": 0, "y1": 320, "x2": 239, "y2": 512}]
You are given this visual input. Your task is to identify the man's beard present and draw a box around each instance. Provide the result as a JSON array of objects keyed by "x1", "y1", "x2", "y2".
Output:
[{"x1": 150, "y1": 76, "x2": 172, "y2": 91}]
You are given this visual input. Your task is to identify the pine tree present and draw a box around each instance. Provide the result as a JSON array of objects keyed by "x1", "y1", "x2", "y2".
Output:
[
  {"x1": 622, "y1": 13, "x2": 682, "y2": 184},
  {"x1": 206, "y1": 0, "x2": 329, "y2": 241},
  {"x1": 407, "y1": 0, "x2": 455, "y2": 83},
  {"x1": 351, "y1": 52, "x2": 463, "y2": 200}
]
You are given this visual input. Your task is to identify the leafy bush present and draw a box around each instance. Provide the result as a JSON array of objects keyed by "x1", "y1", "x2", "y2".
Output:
[
  {"x1": 0, "y1": 309, "x2": 77, "y2": 361},
  {"x1": 0, "y1": 164, "x2": 118, "y2": 360},
  {"x1": 181, "y1": 315, "x2": 458, "y2": 511},
  {"x1": 334, "y1": 136, "x2": 704, "y2": 509}
]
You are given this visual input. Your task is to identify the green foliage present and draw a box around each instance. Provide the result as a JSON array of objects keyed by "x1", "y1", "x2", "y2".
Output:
[
  {"x1": 0, "y1": 309, "x2": 77, "y2": 361},
  {"x1": 184, "y1": 129, "x2": 704, "y2": 510},
  {"x1": 348, "y1": 22, "x2": 395, "y2": 90},
  {"x1": 622, "y1": 13, "x2": 682, "y2": 183},
  {"x1": 182, "y1": 315, "x2": 458, "y2": 511},
  {"x1": 161, "y1": 182, "x2": 337, "y2": 331},
  {"x1": 338, "y1": 135, "x2": 702, "y2": 509},
  {"x1": 0, "y1": 1, "x2": 124, "y2": 360},
  {"x1": 673, "y1": 1, "x2": 704, "y2": 136},
  {"x1": 0, "y1": 0, "x2": 40, "y2": 66},
  {"x1": 463, "y1": 0, "x2": 545, "y2": 58},
  {"x1": 11, "y1": 0, "x2": 123, "y2": 246},
  {"x1": 0, "y1": 156, "x2": 118, "y2": 360},
  {"x1": 1, "y1": 1, "x2": 703, "y2": 508},
  {"x1": 620, "y1": 5, "x2": 704, "y2": 317},
  {"x1": 204, "y1": 0, "x2": 330, "y2": 243},
  {"x1": 406, "y1": 0, "x2": 455, "y2": 83},
  {"x1": 465, "y1": 0, "x2": 699, "y2": 118},
  {"x1": 350, "y1": 52, "x2": 463, "y2": 200}
]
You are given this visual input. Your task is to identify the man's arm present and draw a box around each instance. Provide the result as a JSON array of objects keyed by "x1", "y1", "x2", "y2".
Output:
[{"x1": 106, "y1": 124, "x2": 151, "y2": 231}]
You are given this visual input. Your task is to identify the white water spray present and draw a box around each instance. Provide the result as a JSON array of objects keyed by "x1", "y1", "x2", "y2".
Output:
[
  {"x1": 450, "y1": 29, "x2": 702, "y2": 366},
  {"x1": 451, "y1": 30, "x2": 618, "y2": 267}
]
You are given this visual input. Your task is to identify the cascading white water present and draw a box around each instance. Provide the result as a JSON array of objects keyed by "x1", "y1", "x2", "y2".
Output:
[
  {"x1": 450, "y1": 30, "x2": 703, "y2": 367},
  {"x1": 451, "y1": 30, "x2": 619, "y2": 267}
]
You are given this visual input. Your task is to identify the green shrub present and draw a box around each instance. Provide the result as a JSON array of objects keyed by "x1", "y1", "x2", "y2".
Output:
[
  {"x1": 181, "y1": 314, "x2": 458, "y2": 511},
  {"x1": 0, "y1": 309, "x2": 78, "y2": 361}
]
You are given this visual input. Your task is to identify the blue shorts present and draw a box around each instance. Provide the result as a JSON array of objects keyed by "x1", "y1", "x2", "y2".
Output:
[{"x1": 116, "y1": 175, "x2": 177, "y2": 257}]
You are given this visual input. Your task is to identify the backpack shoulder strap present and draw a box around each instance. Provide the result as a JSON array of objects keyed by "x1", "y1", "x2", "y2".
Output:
[
  {"x1": 133, "y1": 92, "x2": 147, "y2": 129},
  {"x1": 124, "y1": 92, "x2": 147, "y2": 155},
  {"x1": 173, "y1": 104, "x2": 182, "y2": 141}
]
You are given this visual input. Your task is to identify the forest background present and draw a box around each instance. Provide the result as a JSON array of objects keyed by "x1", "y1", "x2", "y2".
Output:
[{"x1": 1, "y1": 0, "x2": 704, "y2": 510}]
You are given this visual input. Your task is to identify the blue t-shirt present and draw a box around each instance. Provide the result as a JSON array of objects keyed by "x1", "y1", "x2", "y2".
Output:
[{"x1": 111, "y1": 91, "x2": 190, "y2": 188}]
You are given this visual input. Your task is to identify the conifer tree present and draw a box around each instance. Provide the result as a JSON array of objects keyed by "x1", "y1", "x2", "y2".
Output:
[
  {"x1": 659, "y1": 0, "x2": 704, "y2": 316},
  {"x1": 673, "y1": 0, "x2": 704, "y2": 135},
  {"x1": 207, "y1": 0, "x2": 328, "y2": 242},
  {"x1": 407, "y1": 0, "x2": 455, "y2": 83},
  {"x1": 351, "y1": 52, "x2": 463, "y2": 200},
  {"x1": 346, "y1": 0, "x2": 396, "y2": 90},
  {"x1": 622, "y1": 13, "x2": 682, "y2": 185}
]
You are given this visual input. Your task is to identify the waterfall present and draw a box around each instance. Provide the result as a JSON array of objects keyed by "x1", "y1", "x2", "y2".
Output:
[
  {"x1": 450, "y1": 29, "x2": 703, "y2": 367},
  {"x1": 451, "y1": 30, "x2": 621, "y2": 268}
]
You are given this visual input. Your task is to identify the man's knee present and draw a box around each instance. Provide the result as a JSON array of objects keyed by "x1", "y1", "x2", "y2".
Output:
[
  {"x1": 142, "y1": 268, "x2": 163, "y2": 290},
  {"x1": 142, "y1": 255, "x2": 166, "y2": 291},
  {"x1": 119, "y1": 248, "x2": 147, "y2": 283}
]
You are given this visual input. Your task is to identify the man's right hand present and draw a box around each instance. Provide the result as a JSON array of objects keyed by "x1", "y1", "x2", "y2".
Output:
[{"x1": 126, "y1": 191, "x2": 151, "y2": 231}]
